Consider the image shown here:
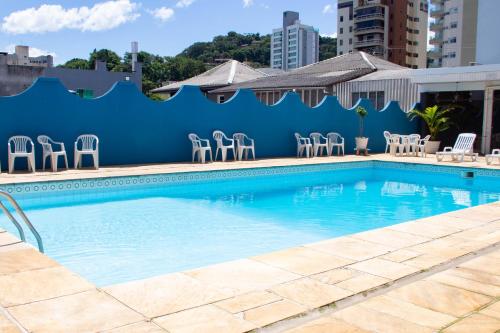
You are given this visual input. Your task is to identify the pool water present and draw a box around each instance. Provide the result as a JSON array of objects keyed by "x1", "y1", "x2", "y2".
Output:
[{"x1": 2, "y1": 164, "x2": 499, "y2": 286}]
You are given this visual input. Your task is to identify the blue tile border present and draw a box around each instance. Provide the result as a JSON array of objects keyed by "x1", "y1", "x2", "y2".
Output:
[{"x1": 0, "y1": 161, "x2": 498, "y2": 196}]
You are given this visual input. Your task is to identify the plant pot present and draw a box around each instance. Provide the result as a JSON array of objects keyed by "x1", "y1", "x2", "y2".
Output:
[
  {"x1": 425, "y1": 140, "x2": 441, "y2": 154},
  {"x1": 355, "y1": 137, "x2": 369, "y2": 150}
]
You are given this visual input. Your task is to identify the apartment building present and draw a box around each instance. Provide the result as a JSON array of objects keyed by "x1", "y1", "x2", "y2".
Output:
[
  {"x1": 429, "y1": 0, "x2": 478, "y2": 67},
  {"x1": 337, "y1": 0, "x2": 428, "y2": 68},
  {"x1": 3, "y1": 45, "x2": 53, "y2": 68},
  {"x1": 270, "y1": 11, "x2": 319, "y2": 71},
  {"x1": 475, "y1": 0, "x2": 500, "y2": 65}
]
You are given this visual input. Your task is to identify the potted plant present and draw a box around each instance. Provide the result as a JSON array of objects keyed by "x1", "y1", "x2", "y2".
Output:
[
  {"x1": 408, "y1": 105, "x2": 453, "y2": 154},
  {"x1": 355, "y1": 106, "x2": 369, "y2": 150}
]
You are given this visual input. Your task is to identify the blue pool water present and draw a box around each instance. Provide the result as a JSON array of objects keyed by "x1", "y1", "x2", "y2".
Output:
[{"x1": 1, "y1": 162, "x2": 499, "y2": 286}]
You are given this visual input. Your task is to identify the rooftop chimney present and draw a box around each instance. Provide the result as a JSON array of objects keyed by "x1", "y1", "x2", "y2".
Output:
[{"x1": 131, "y1": 41, "x2": 138, "y2": 72}]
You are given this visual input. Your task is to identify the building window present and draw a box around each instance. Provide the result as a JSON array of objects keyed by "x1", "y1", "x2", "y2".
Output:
[
  {"x1": 352, "y1": 91, "x2": 385, "y2": 109},
  {"x1": 217, "y1": 95, "x2": 225, "y2": 104},
  {"x1": 449, "y1": 7, "x2": 458, "y2": 14},
  {"x1": 449, "y1": 52, "x2": 456, "y2": 58},
  {"x1": 449, "y1": 37, "x2": 456, "y2": 43},
  {"x1": 339, "y1": 51, "x2": 343, "y2": 55},
  {"x1": 450, "y1": 22, "x2": 458, "y2": 29},
  {"x1": 339, "y1": 39, "x2": 343, "y2": 46},
  {"x1": 349, "y1": 26, "x2": 353, "y2": 32},
  {"x1": 340, "y1": 28, "x2": 343, "y2": 34},
  {"x1": 340, "y1": 15, "x2": 344, "y2": 22}
]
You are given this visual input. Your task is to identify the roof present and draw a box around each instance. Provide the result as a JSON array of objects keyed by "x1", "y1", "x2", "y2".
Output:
[
  {"x1": 409, "y1": 64, "x2": 500, "y2": 84},
  {"x1": 256, "y1": 67, "x2": 286, "y2": 76},
  {"x1": 210, "y1": 51, "x2": 405, "y2": 93},
  {"x1": 151, "y1": 60, "x2": 267, "y2": 93},
  {"x1": 349, "y1": 69, "x2": 413, "y2": 81}
]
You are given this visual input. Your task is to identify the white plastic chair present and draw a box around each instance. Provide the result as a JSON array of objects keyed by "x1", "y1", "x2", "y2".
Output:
[
  {"x1": 408, "y1": 134, "x2": 421, "y2": 156},
  {"x1": 37, "y1": 135, "x2": 68, "y2": 172},
  {"x1": 383, "y1": 131, "x2": 391, "y2": 153},
  {"x1": 326, "y1": 132, "x2": 344, "y2": 156},
  {"x1": 74, "y1": 134, "x2": 99, "y2": 169},
  {"x1": 233, "y1": 133, "x2": 255, "y2": 161},
  {"x1": 294, "y1": 133, "x2": 312, "y2": 158},
  {"x1": 388, "y1": 134, "x2": 400, "y2": 156},
  {"x1": 309, "y1": 133, "x2": 328, "y2": 157},
  {"x1": 188, "y1": 133, "x2": 212, "y2": 163},
  {"x1": 436, "y1": 133, "x2": 478, "y2": 162},
  {"x1": 213, "y1": 130, "x2": 236, "y2": 162},
  {"x1": 8, "y1": 136, "x2": 35, "y2": 173},
  {"x1": 416, "y1": 135, "x2": 431, "y2": 157},
  {"x1": 486, "y1": 149, "x2": 500, "y2": 165}
]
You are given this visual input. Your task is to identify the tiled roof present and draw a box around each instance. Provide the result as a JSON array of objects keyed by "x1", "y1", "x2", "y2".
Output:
[
  {"x1": 210, "y1": 52, "x2": 405, "y2": 93},
  {"x1": 151, "y1": 60, "x2": 267, "y2": 93}
]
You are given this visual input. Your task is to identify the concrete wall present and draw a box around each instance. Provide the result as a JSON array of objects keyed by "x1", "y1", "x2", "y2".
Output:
[
  {"x1": 0, "y1": 78, "x2": 417, "y2": 170},
  {"x1": 476, "y1": 0, "x2": 500, "y2": 65},
  {"x1": 0, "y1": 56, "x2": 142, "y2": 97}
]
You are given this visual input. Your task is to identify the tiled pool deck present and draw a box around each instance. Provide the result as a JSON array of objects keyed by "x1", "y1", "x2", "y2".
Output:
[{"x1": 0, "y1": 154, "x2": 499, "y2": 332}]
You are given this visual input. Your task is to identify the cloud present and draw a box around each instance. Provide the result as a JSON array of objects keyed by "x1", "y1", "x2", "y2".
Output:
[
  {"x1": 323, "y1": 4, "x2": 334, "y2": 14},
  {"x1": 1, "y1": 0, "x2": 140, "y2": 34},
  {"x1": 260, "y1": 4, "x2": 270, "y2": 9},
  {"x1": 4, "y1": 44, "x2": 57, "y2": 59},
  {"x1": 150, "y1": 7, "x2": 174, "y2": 22},
  {"x1": 176, "y1": 0, "x2": 195, "y2": 8},
  {"x1": 321, "y1": 32, "x2": 337, "y2": 38},
  {"x1": 243, "y1": 0, "x2": 254, "y2": 8}
]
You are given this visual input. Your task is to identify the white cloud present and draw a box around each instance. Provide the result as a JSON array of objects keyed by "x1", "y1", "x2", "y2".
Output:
[
  {"x1": 150, "y1": 7, "x2": 175, "y2": 22},
  {"x1": 323, "y1": 4, "x2": 334, "y2": 14},
  {"x1": 243, "y1": 0, "x2": 254, "y2": 8},
  {"x1": 321, "y1": 32, "x2": 337, "y2": 38},
  {"x1": 260, "y1": 4, "x2": 270, "y2": 9},
  {"x1": 176, "y1": 0, "x2": 195, "y2": 8},
  {"x1": 4, "y1": 44, "x2": 57, "y2": 59},
  {"x1": 1, "y1": 0, "x2": 140, "y2": 34}
]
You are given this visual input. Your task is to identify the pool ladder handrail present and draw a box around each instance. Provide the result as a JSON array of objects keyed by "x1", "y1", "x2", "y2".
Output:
[{"x1": 0, "y1": 190, "x2": 44, "y2": 253}]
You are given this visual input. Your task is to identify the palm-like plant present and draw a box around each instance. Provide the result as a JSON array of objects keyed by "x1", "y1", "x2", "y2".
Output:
[{"x1": 408, "y1": 105, "x2": 453, "y2": 140}]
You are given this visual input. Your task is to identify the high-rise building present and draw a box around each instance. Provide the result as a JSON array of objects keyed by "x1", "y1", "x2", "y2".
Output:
[
  {"x1": 4, "y1": 45, "x2": 53, "y2": 68},
  {"x1": 337, "y1": 0, "x2": 428, "y2": 69},
  {"x1": 475, "y1": 0, "x2": 500, "y2": 65},
  {"x1": 270, "y1": 11, "x2": 319, "y2": 71},
  {"x1": 429, "y1": 0, "x2": 478, "y2": 67}
]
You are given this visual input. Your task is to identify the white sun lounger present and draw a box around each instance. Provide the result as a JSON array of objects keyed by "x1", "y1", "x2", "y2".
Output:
[
  {"x1": 486, "y1": 149, "x2": 500, "y2": 165},
  {"x1": 436, "y1": 133, "x2": 478, "y2": 162}
]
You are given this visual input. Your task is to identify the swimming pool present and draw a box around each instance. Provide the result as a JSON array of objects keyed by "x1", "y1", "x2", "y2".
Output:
[{"x1": 1, "y1": 161, "x2": 499, "y2": 286}]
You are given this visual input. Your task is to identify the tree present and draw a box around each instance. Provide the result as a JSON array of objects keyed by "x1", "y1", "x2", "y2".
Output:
[
  {"x1": 319, "y1": 36, "x2": 337, "y2": 61},
  {"x1": 60, "y1": 58, "x2": 90, "y2": 70},
  {"x1": 89, "y1": 49, "x2": 121, "y2": 71},
  {"x1": 408, "y1": 105, "x2": 453, "y2": 140}
]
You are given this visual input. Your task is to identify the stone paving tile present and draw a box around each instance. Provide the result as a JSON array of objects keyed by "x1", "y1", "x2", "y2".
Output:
[
  {"x1": 335, "y1": 272, "x2": 390, "y2": 293},
  {"x1": 7, "y1": 290, "x2": 144, "y2": 333},
  {"x1": 102, "y1": 321, "x2": 167, "y2": 333},
  {"x1": 442, "y1": 313, "x2": 500, "y2": 333},
  {"x1": 350, "y1": 228, "x2": 431, "y2": 249},
  {"x1": 402, "y1": 253, "x2": 454, "y2": 270},
  {"x1": 385, "y1": 280, "x2": 492, "y2": 317},
  {"x1": 332, "y1": 304, "x2": 434, "y2": 333},
  {"x1": 0, "y1": 266, "x2": 94, "y2": 307},
  {"x1": 0, "y1": 233, "x2": 22, "y2": 247},
  {"x1": 447, "y1": 207, "x2": 500, "y2": 223},
  {"x1": 380, "y1": 249, "x2": 421, "y2": 262},
  {"x1": 214, "y1": 290, "x2": 282, "y2": 314},
  {"x1": 0, "y1": 313, "x2": 21, "y2": 333},
  {"x1": 0, "y1": 242, "x2": 33, "y2": 253},
  {"x1": 388, "y1": 220, "x2": 462, "y2": 238},
  {"x1": 285, "y1": 316, "x2": 370, "y2": 333},
  {"x1": 251, "y1": 246, "x2": 352, "y2": 276},
  {"x1": 184, "y1": 259, "x2": 300, "y2": 295},
  {"x1": 103, "y1": 272, "x2": 232, "y2": 318},
  {"x1": 458, "y1": 255, "x2": 500, "y2": 276},
  {"x1": 305, "y1": 237, "x2": 394, "y2": 261},
  {"x1": 361, "y1": 295, "x2": 456, "y2": 329},
  {"x1": 347, "y1": 258, "x2": 421, "y2": 280},
  {"x1": 480, "y1": 301, "x2": 500, "y2": 319},
  {"x1": 270, "y1": 277, "x2": 353, "y2": 309},
  {"x1": 417, "y1": 215, "x2": 487, "y2": 230},
  {"x1": 153, "y1": 304, "x2": 256, "y2": 333},
  {"x1": 310, "y1": 268, "x2": 358, "y2": 285},
  {"x1": 448, "y1": 267, "x2": 500, "y2": 287},
  {"x1": 242, "y1": 299, "x2": 307, "y2": 328},
  {"x1": 0, "y1": 248, "x2": 59, "y2": 275},
  {"x1": 428, "y1": 271, "x2": 500, "y2": 297}
]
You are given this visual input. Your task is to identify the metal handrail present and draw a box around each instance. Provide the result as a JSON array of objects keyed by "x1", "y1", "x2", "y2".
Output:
[{"x1": 0, "y1": 190, "x2": 44, "y2": 252}]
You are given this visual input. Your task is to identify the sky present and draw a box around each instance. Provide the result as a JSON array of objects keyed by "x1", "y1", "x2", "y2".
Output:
[{"x1": 0, "y1": 0, "x2": 339, "y2": 64}]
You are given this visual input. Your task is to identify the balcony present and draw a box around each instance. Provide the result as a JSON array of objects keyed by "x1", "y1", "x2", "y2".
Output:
[
  {"x1": 354, "y1": 39, "x2": 385, "y2": 48},
  {"x1": 431, "y1": 7, "x2": 444, "y2": 18},
  {"x1": 354, "y1": 12, "x2": 385, "y2": 22},
  {"x1": 430, "y1": 21, "x2": 443, "y2": 31},
  {"x1": 354, "y1": 26, "x2": 385, "y2": 35},
  {"x1": 427, "y1": 49, "x2": 442, "y2": 59}
]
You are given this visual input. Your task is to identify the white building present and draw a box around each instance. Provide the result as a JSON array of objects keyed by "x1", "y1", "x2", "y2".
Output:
[
  {"x1": 270, "y1": 11, "x2": 319, "y2": 71},
  {"x1": 475, "y1": 0, "x2": 500, "y2": 65},
  {"x1": 3, "y1": 45, "x2": 53, "y2": 68}
]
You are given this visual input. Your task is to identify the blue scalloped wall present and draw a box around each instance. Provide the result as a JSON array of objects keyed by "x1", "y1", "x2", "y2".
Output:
[{"x1": 0, "y1": 78, "x2": 418, "y2": 168}]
